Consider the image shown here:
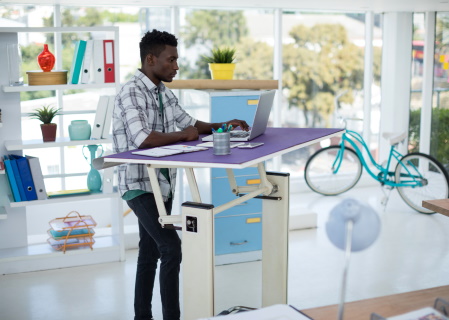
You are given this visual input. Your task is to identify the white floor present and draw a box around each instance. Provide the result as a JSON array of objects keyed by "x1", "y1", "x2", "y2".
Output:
[{"x1": 1, "y1": 185, "x2": 449, "y2": 320}]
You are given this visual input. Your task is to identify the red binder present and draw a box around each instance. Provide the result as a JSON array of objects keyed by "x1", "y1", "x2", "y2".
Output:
[{"x1": 103, "y1": 40, "x2": 115, "y2": 83}]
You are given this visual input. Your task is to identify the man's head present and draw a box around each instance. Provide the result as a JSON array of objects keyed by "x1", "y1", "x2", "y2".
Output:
[{"x1": 140, "y1": 29, "x2": 179, "y2": 84}]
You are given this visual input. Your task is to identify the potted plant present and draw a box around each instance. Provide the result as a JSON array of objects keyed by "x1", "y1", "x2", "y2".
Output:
[
  {"x1": 202, "y1": 47, "x2": 237, "y2": 80},
  {"x1": 29, "y1": 105, "x2": 61, "y2": 142}
]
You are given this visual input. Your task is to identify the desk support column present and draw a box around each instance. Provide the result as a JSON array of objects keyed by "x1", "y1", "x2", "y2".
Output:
[
  {"x1": 185, "y1": 167, "x2": 202, "y2": 203},
  {"x1": 182, "y1": 202, "x2": 215, "y2": 320},
  {"x1": 262, "y1": 172, "x2": 290, "y2": 306}
]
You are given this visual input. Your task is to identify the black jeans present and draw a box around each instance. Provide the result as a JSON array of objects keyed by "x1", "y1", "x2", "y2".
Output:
[{"x1": 127, "y1": 193, "x2": 182, "y2": 320}]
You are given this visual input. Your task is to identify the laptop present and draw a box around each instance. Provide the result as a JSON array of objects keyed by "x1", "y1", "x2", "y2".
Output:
[{"x1": 202, "y1": 90, "x2": 276, "y2": 142}]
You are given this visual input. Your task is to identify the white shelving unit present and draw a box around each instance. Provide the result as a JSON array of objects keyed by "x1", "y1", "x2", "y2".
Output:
[
  {"x1": 5, "y1": 137, "x2": 111, "y2": 151},
  {"x1": 0, "y1": 26, "x2": 125, "y2": 275},
  {"x1": 3, "y1": 82, "x2": 116, "y2": 92},
  {"x1": 9, "y1": 191, "x2": 119, "y2": 208},
  {"x1": 0, "y1": 206, "x2": 6, "y2": 220}
]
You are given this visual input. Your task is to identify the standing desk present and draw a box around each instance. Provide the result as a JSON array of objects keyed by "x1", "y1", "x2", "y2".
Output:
[{"x1": 94, "y1": 127, "x2": 343, "y2": 320}]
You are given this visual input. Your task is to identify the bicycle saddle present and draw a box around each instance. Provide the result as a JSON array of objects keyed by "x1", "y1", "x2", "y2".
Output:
[{"x1": 382, "y1": 132, "x2": 407, "y2": 145}]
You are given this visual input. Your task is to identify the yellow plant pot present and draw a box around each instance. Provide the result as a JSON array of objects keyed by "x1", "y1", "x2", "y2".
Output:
[{"x1": 208, "y1": 63, "x2": 236, "y2": 80}]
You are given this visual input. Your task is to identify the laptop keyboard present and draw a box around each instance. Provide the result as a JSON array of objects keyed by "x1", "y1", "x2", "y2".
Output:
[{"x1": 230, "y1": 131, "x2": 251, "y2": 137}]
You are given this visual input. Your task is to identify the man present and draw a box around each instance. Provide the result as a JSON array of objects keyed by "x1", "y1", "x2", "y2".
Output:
[{"x1": 112, "y1": 29, "x2": 249, "y2": 320}]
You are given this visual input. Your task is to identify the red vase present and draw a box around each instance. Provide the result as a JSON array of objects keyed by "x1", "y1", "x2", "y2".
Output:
[{"x1": 37, "y1": 44, "x2": 55, "y2": 72}]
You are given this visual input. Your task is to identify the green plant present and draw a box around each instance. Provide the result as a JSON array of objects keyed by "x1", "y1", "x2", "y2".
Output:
[
  {"x1": 29, "y1": 105, "x2": 61, "y2": 124},
  {"x1": 409, "y1": 108, "x2": 449, "y2": 168},
  {"x1": 202, "y1": 47, "x2": 236, "y2": 63}
]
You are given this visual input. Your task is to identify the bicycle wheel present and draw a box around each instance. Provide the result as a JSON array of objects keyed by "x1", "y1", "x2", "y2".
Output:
[
  {"x1": 395, "y1": 152, "x2": 449, "y2": 214},
  {"x1": 304, "y1": 146, "x2": 363, "y2": 195}
]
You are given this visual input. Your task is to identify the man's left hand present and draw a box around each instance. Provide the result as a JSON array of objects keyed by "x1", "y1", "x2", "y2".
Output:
[{"x1": 226, "y1": 119, "x2": 250, "y2": 131}]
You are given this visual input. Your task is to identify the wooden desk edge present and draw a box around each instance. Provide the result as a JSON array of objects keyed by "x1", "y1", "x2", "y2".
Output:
[
  {"x1": 422, "y1": 199, "x2": 449, "y2": 217},
  {"x1": 301, "y1": 286, "x2": 449, "y2": 320}
]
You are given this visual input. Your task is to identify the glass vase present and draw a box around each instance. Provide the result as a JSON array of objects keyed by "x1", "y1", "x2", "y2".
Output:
[
  {"x1": 7, "y1": 43, "x2": 23, "y2": 86},
  {"x1": 83, "y1": 145, "x2": 104, "y2": 192},
  {"x1": 37, "y1": 44, "x2": 55, "y2": 72},
  {"x1": 69, "y1": 120, "x2": 91, "y2": 140}
]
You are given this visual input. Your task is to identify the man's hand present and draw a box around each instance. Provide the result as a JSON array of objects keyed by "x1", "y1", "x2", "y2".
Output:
[
  {"x1": 225, "y1": 119, "x2": 250, "y2": 131},
  {"x1": 182, "y1": 125, "x2": 199, "y2": 141}
]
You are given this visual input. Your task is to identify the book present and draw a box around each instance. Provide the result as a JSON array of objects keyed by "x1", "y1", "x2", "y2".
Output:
[
  {"x1": 47, "y1": 189, "x2": 91, "y2": 198},
  {"x1": 3, "y1": 155, "x2": 21, "y2": 202},
  {"x1": 132, "y1": 145, "x2": 208, "y2": 158},
  {"x1": 91, "y1": 95, "x2": 109, "y2": 139},
  {"x1": 93, "y1": 39, "x2": 104, "y2": 84},
  {"x1": 196, "y1": 142, "x2": 244, "y2": 148},
  {"x1": 27, "y1": 155, "x2": 47, "y2": 200},
  {"x1": 48, "y1": 228, "x2": 95, "y2": 239},
  {"x1": 49, "y1": 214, "x2": 96, "y2": 231},
  {"x1": 101, "y1": 95, "x2": 115, "y2": 138},
  {"x1": 80, "y1": 40, "x2": 93, "y2": 84},
  {"x1": 9, "y1": 155, "x2": 27, "y2": 201},
  {"x1": 11, "y1": 154, "x2": 37, "y2": 201},
  {"x1": 69, "y1": 40, "x2": 87, "y2": 84},
  {"x1": 103, "y1": 39, "x2": 115, "y2": 83}
]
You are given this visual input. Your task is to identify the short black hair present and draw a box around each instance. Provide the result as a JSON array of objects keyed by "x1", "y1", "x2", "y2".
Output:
[{"x1": 140, "y1": 29, "x2": 178, "y2": 65}]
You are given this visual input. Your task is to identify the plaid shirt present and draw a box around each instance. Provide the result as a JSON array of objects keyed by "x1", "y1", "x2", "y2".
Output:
[{"x1": 113, "y1": 70, "x2": 197, "y2": 201}]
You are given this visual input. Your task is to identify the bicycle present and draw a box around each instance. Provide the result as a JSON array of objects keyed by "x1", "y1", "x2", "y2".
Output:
[{"x1": 304, "y1": 125, "x2": 449, "y2": 214}]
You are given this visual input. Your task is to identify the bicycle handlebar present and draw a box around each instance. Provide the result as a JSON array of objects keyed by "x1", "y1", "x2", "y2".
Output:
[{"x1": 338, "y1": 116, "x2": 363, "y2": 128}]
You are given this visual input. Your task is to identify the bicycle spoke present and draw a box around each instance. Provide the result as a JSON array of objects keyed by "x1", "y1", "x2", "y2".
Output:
[
  {"x1": 305, "y1": 146, "x2": 362, "y2": 196},
  {"x1": 395, "y1": 153, "x2": 449, "y2": 214}
]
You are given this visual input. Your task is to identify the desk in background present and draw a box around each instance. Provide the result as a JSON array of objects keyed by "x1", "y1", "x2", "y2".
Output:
[
  {"x1": 302, "y1": 285, "x2": 449, "y2": 320},
  {"x1": 422, "y1": 199, "x2": 449, "y2": 217}
]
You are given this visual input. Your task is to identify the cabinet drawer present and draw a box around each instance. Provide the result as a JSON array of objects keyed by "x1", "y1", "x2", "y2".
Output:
[
  {"x1": 212, "y1": 167, "x2": 259, "y2": 179},
  {"x1": 211, "y1": 95, "x2": 259, "y2": 124},
  {"x1": 215, "y1": 214, "x2": 262, "y2": 255},
  {"x1": 212, "y1": 176, "x2": 262, "y2": 217}
]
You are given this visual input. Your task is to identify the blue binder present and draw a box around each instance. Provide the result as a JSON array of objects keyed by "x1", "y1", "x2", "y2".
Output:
[
  {"x1": 11, "y1": 155, "x2": 37, "y2": 201},
  {"x1": 70, "y1": 40, "x2": 87, "y2": 84},
  {"x1": 3, "y1": 155, "x2": 22, "y2": 202},
  {"x1": 9, "y1": 155, "x2": 27, "y2": 201}
]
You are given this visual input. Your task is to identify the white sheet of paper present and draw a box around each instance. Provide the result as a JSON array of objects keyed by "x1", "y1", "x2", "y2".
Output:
[
  {"x1": 196, "y1": 142, "x2": 244, "y2": 148},
  {"x1": 163, "y1": 145, "x2": 208, "y2": 152},
  {"x1": 132, "y1": 148, "x2": 182, "y2": 158},
  {"x1": 197, "y1": 305, "x2": 311, "y2": 320}
]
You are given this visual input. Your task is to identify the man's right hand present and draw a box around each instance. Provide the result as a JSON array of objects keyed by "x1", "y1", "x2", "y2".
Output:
[{"x1": 182, "y1": 125, "x2": 199, "y2": 141}]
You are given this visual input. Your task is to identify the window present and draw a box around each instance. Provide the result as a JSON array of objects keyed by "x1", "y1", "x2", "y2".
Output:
[{"x1": 279, "y1": 11, "x2": 381, "y2": 179}]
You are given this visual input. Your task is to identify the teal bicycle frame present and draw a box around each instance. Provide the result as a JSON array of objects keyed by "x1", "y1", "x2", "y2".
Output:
[{"x1": 334, "y1": 130, "x2": 425, "y2": 188}]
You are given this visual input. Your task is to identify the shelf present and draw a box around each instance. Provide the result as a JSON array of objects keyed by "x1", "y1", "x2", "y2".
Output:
[
  {"x1": 3, "y1": 82, "x2": 116, "y2": 92},
  {"x1": 0, "y1": 206, "x2": 6, "y2": 219},
  {"x1": 0, "y1": 26, "x2": 118, "y2": 34},
  {"x1": 165, "y1": 79, "x2": 278, "y2": 90},
  {"x1": 9, "y1": 191, "x2": 119, "y2": 207},
  {"x1": 0, "y1": 235, "x2": 122, "y2": 274},
  {"x1": 5, "y1": 137, "x2": 111, "y2": 150}
]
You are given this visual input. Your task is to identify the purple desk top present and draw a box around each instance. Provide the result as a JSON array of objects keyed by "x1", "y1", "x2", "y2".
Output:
[{"x1": 103, "y1": 127, "x2": 343, "y2": 168}]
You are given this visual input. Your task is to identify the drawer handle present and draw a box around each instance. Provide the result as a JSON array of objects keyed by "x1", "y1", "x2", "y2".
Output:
[
  {"x1": 230, "y1": 240, "x2": 248, "y2": 246},
  {"x1": 247, "y1": 99, "x2": 259, "y2": 105}
]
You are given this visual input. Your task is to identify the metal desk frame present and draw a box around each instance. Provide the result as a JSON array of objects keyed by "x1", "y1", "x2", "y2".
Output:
[{"x1": 96, "y1": 127, "x2": 343, "y2": 320}]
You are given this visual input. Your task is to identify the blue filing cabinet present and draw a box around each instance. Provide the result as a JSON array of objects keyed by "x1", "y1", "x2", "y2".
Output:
[{"x1": 209, "y1": 91, "x2": 264, "y2": 262}]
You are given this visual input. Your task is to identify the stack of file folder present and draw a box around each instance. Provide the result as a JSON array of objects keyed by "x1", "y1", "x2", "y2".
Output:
[{"x1": 3, "y1": 154, "x2": 47, "y2": 202}]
